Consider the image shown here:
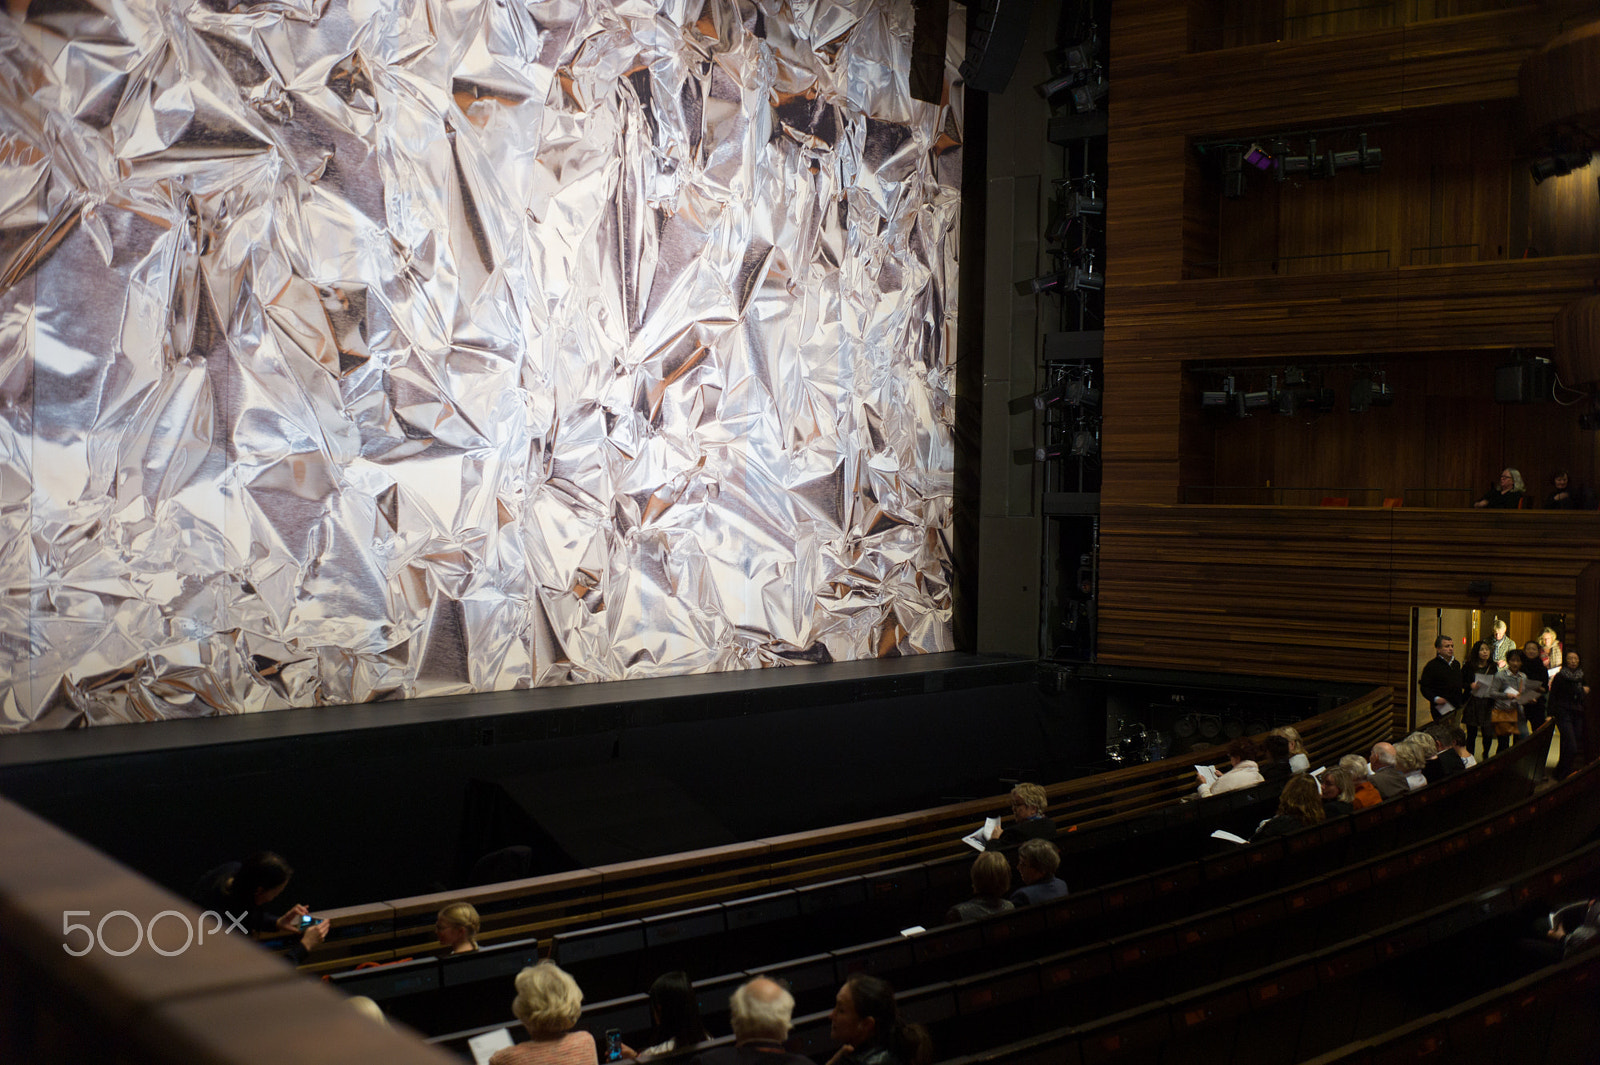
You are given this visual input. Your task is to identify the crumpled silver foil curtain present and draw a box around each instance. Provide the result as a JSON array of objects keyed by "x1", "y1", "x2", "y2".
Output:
[{"x1": 0, "y1": 0, "x2": 961, "y2": 728}]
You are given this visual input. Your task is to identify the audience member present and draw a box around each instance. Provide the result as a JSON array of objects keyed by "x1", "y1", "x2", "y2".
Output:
[
  {"x1": 1319, "y1": 767, "x2": 1355, "y2": 818},
  {"x1": 945, "y1": 851, "x2": 1014, "y2": 923},
  {"x1": 1368, "y1": 743, "x2": 1409, "y2": 799},
  {"x1": 348, "y1": 996, "x2": 387, "y2": 1026},
  {"x1": 1418, "y1": 635, "x2": 1464, "y2": 720},
  {"x1": 1487, "y1": 650, "x2": 1529, "y2": 758},
  {"x1": 1538, "y1": 628, "x2": 1564, "y2": 672},
  {"x1": 1473, "y1": 468, "x2": 1525, "y2": 509},
  {"x1": 1259, "y1": 734, "x2": 1295, "y2": 788},
  {"x1": 1549, "y1": 650, "x2": 1590, "y2": 781},
  {"x1": 435, "y1": 902, "x2": 480, "y2": 955},
  {"x1": 1271, "y1": 726, "x2": 1311, "y2": 774},
  {"x1": 189, "y1": 851, "x2": 328, "y2": 961},
  {"x1": 690, "y1": 977, "x2": 809, "y2": 1065},
  {"x1": 1339, "y1": 754, "x2": 1383, "y2": 809},
  {"x1": 1393, "y1": 736, "x2": 1429, "y2": 791},
  {"x1": 637, "y1": 971, "x2": 708, "y2": 1058},
  {"x1": 1196, "y1": 738, "x2": 1266, "y2": 798},
  {"x1": 1450, "y1": 725, "x2": 1477, "y2": 769},
  {"x1": 1489, "y1": 619, "x2": 1515, "y2": 669},
  {"x1": 1459, "y1": 639, "x2": 1496, "y2": 756},
  {"x1": 1421, "y1": 722, "x2": 1466, "y2": 780},
  {"x1": 826, "y1": 974, "x2": 933, "y2": 1065},
  {"x1": 1252, "y1": 776, "x2": 1326, "y2": 840},
  {"x1": 1543, "y1": 470, "x2": 1593, "y2": 510},
  {"x1": 1522, "y1": 640, "x2": 1550, "y2": 730},
  {"x1": 986, "y1": 783, "x2": 1055, "y2": 848},
  {"x1": 1009, "y1": 839, "x2": 1068, "y2": 907},
  {"x1": 492, "y1": 961, "x2": 593, "y2": 1065}
]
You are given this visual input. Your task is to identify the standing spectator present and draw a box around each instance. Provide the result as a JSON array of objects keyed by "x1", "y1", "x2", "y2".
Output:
[
  {"x1": 1196, "y1": 738, "x2": 1266, "y2": 798},
  {"x1": 826, "y1": 975, "x2": 933, "y2": 1065},
  {"x1": 1418, "y1": 634, "x2": 1464, "y2": 720},
  {"x1": 1486, "y1": 650, "x2": 1530, "y2": 759},
  {"x1": 1522, "y1": 640, "x2": 1551, "y2": 731},
  {"x1": 1009, "y1": 839, "x2": 1068, "y2": 907},
  {"x1": 492, "y1": 961, "x2": 593, "y2": 1065},
  {"x1": 1549, "y1": 651, "x2": 1591, "y2": 780},
  {"x1": 1538, "y1": 628, "x2": 1565, "y2": 672},
  {"x1": 945, "y1": 851, "x2": 1014, "y2": 923},
  {"x1": 1544, "y1": 471, "x2": 1594, "y2": 510},
  {"x1": 1459, "y1": 639, "x2": 1496, "y2": 757},
  {"x1": 1474, "y1": 468, "x2": 1525, "y2": 509},
  {"x1": 1488, "y1": 619, "x2": 1515, "y2": 670}
]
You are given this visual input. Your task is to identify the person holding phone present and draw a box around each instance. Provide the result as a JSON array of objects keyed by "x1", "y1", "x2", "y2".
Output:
[{"x1": 189, "y1": 850, "x2": 328, "y2": 961}]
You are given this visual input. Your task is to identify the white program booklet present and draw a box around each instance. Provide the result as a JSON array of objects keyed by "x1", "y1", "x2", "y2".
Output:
[
  {"x1": 1195, "y1": 764, "x2": 1222, "y2": 787},
  {"x1": 1210, "y1": 830, "x2": 1248, "y2": 845},
  {"x1": 468, "y1": 1028, "x2": 515, "y2": 1065},
  {"x1": 962, "y1": 816, "x2": 1002, "y2": 851}
]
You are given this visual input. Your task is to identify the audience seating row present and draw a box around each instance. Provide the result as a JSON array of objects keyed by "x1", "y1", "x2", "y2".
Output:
[
  {"x1": 834, "y1": 831, "x2": 1600, "y2": 1065},
  {"x1": 420, "y1": 725, "x2": 1571, "y2": 1048},
  {"x1": 302, "y1": 688, "x2": 1394, "y2": 971}
]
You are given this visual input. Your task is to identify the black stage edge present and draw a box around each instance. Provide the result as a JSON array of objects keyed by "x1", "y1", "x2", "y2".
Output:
[{"x1": 0, "y1": 654, "x2": 1055, "y2": 907}]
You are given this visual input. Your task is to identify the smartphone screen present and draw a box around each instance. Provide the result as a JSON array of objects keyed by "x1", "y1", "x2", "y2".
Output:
[{"x1": 605, "y1": 1028, "x2": 622, "y2": 1061}]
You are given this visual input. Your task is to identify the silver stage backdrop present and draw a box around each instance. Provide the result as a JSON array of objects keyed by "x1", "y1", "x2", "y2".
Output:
[{"x1": 0, "y1": 0, "x2": 963, "y2": 727}]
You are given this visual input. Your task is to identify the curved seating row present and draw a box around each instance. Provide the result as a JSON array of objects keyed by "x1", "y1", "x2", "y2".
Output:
[
  {"x1": 300, "y1": 687, "x2": 1394, "y2": 972},
  {"x1": 418, "y1": 725, "x2": 1563, "y2": 1049}
]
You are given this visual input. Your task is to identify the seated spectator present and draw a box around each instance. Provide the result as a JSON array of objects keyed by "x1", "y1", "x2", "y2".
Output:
[
  {"x1": 1338, "y1": 754, "x2": 1382, "y2": 809},
  {"x1": 1422, "y1": 722, "x2": 1465, "y2": 780},
  {"x1": 1009, "y1": 839, "x2": 1068, "y2": 907},
  {"x1": 1259, "y1": 734, "x2": 1295, "y2": 787},
  {"x1": 1393, "y1": 736, "x2": 1429, "y2": 791},
  {"x1": 348, "y1": 996, "x2": 387, "y2": 1026},
  {"x1": 1552, "y1": 900, "x2": 1600, "y2": 958},
  {"x1": 826, "y1": 974, "x2": 933, "y2": 1065},
  {"x1": 1196, "y1": 738, "x2": 1266, "y2": 798},
  {"x1": 636, "y1": 971, "x2": 708, "y2": 1059},
  {"x1": 986, "y1": 782, "x2": 1055, "y2": 849},
  {"x1": 1368, "y1": 743, "x2": 1410, "y2": 799},
  {"x1": 189, "y1": 851, "x2": 328, "y2": 962},
  {"x1": 1271, "y1": 726, "x2": 1311, "y2": 774},
  {"x1": 1450, "y1": 725, "x2": 1477, "y2": 769},
  {"x1": 945, "y1": 851, "x2": 1014, "y2": 923},
  {"x1": 1544, "y1": 470, "x2": 1593, "y2": 511},
  {"x1": 691, "y1": 976, "x2": 811, "y2": 1065},
  {"x1": 436, "y1": 902, "x2": 480, "y2": 955},
  {"x1": 1319, "y1": 767, "x2": 1355, "y2": 818},
  {"x1": 492, "y1": 961, "x2": 593, "y2": 1065},
  {"x1": 1252, "y1": 776, "x2": 1326, "y2": 840},
  {"x1": 1473, "y1": 467, "x2": 1525, "y2": 508}
]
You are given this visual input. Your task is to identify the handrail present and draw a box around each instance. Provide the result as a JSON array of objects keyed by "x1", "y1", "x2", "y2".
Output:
[{"x1": 300, "y1": 687, "x2": 1393, "y2": 972}]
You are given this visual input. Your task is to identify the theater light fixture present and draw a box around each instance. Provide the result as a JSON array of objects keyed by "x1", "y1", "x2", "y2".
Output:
[
  {"x1": 1070, "y1": 75, "x2": 1108, "y2": 113},
  {"x1": 1530, "y1": 151, "x2": 1593, "y2": 184}
]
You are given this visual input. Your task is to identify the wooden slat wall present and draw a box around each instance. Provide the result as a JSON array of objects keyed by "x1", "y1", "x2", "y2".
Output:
[
  {"x1": 1090, "y1": 0, "x2": 1600, "y2": 691},
  {"x1": 1097, "y1": 506, "x2": 1600, "y2": 729}
]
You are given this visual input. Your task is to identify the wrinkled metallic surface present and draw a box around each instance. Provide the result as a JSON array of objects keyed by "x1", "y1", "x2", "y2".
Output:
[{"x1": 0, "y1": 0, "x2": 961, "y2": 728}]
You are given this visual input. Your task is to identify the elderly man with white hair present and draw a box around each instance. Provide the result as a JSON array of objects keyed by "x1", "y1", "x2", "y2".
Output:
[
  {"x1": 689, "y1": 976, "x2": 813, "y2": 1065},
  {"x1": 1368, "y1": 742, "x2": 1410, "y2": 800}
]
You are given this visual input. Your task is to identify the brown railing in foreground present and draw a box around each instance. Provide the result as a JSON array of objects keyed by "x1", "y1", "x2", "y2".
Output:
[{"x1": 301, "y1": 686, "x2": 1392, "y2": 972}]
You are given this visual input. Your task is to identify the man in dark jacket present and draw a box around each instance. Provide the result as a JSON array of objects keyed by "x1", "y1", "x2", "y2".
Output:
[{"x1": 1418, "y1": 635, "x2": 1464, "y2": 721}]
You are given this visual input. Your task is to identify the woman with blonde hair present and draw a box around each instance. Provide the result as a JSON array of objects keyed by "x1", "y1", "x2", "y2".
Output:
[
  {"x1": 491, "y1": 961, "x2": 593, "y2": 1065},
  {"x1": 435, "y1": 902, "x2": 481, "y2": 955},
  {"x1": 1271, "y1": 726, "x2": 1310, "y2": 774},
  {"x1": 1394, "y1": 735, "x2": 1430, "y2": 791}
]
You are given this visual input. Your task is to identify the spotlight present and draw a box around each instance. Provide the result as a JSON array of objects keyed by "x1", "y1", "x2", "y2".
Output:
[
  {"x1": 1530, "y1": 151, "x2": 1593, "y2": 184},
  {"x1": 1070, "y1": 76, "x2": 1108, "y2": 113},
  {"x1": 1062, "y1": 187, "x2": 1104, "y2": 217},
  {"x1": 1067, "y1": 265, "x2": 1104, "y2": 291},
  {"x1": 1243, "y1": 143, "x2": 1274, "y2": 171},
  {"x1": 1033, "y1": 374, "x2": 1101, "y2": 410},
  {"x1": 1069, "y1": 428, "x2": 1099, "y2": 457},
  {"x1": 1015, "y1": 273, "x2": 1065, "y2": 296},
  {"x1": 1242, "y1": 390, "x2": 1272, "y2": 410},
  {"x1": 1035, "y1": 72, "x2": 1078, "y2": 105}
]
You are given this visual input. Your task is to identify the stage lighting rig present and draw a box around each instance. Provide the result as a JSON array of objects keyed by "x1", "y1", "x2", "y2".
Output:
[
  {"x1": 1070, "y1": 72, "x2": 1108, "y2": 113},
  {"x1": 1530, "y1": 150, "x2": 1593, "y2": 184}
]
